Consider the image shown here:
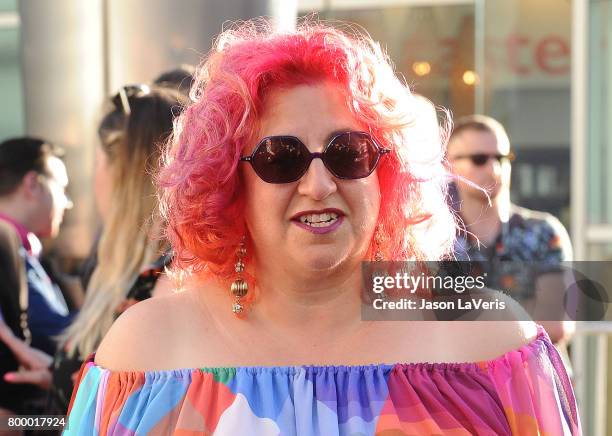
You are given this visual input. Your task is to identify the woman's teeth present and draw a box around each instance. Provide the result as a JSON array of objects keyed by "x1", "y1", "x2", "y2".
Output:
[{"x1": 299, "y1": 212, "x2": 339, "y2": 227}]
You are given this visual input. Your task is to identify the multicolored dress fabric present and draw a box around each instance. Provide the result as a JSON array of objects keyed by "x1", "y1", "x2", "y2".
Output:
[{"x1": 65, "y1": 325, "x2": 580, "y2": 435}]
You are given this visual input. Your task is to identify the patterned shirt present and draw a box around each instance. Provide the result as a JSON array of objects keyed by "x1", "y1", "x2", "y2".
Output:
[{"x1": 454, "y1": 204, "x2": 573, "y2": 300}]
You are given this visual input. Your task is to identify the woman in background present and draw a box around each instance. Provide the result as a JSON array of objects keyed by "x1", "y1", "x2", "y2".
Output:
[{"x1": 50, "y1": 85, "x2": 187, "y2": 411}]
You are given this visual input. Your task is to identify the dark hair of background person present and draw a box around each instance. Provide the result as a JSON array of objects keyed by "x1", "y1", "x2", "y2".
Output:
[
  {"x1": 153, "y1": 64, "x2": 195, "y2": 98},
  {"x1": 0, "y1": 138, "x2": 64, "y2": 196},
  {"x1": 96, "y1": 86, "x2": 186, "y2": 175}
]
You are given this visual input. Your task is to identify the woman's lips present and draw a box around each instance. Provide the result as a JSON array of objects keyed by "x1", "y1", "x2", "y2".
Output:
[{"x1": 292, "y1": 215, "x2": 344, "y2": 234}]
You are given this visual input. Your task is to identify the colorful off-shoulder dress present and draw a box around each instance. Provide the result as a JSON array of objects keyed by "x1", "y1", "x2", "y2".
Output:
[{"x1": 65, "y1": 326, "x2": 580, "y2": 435}]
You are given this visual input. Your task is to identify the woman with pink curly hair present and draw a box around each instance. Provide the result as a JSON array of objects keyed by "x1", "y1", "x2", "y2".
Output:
[{"x1": 65, "y1": 20, "x2": 580, "y2": 435}]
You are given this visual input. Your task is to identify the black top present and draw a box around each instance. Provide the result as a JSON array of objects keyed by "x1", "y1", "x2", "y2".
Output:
[{"x1": 0, "y1": 220, "x2": 46, "y2": 413}]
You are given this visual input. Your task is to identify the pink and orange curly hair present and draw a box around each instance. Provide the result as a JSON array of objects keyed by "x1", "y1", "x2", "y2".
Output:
[{"x1": 158, "y1": 19, "x2": 457, "y2": 282}]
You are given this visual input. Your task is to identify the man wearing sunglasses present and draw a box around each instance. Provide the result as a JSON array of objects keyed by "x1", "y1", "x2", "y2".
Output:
[{"x1": 447, "y1": 114, "x2": 575, "y2": 365}]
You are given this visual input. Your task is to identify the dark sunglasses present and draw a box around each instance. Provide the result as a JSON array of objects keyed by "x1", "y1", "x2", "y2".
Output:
[
  {"x1": 111, "y1": 84, "x2": 151, "y2": 115},
  {"x1": 451, "y1": 152, "x2": 515, "y2": 166},
  {"x1": 240, "y1": 131, "x2": 391, "y2": 184}
]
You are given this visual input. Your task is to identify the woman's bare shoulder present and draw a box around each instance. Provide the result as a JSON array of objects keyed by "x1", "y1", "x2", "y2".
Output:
[
  {"x1": 464, "y1": 289, "x2": 538, "y2": 357},
  {"x1": 418, "y1": 289, "x2": 536, "y2": 361},
  {"x1": 95, "y1": 288, "x2": 204, "y2": 371},
  {"x1": 438, "y1": 318, "x2": 539, "y2": 362}
]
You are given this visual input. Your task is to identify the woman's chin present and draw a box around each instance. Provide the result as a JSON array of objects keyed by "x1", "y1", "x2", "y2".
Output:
[{"x1": 294, "y1": 250, "x2": 349, "y2": 273}]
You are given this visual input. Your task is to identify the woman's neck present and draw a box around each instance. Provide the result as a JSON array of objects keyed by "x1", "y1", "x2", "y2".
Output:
[{"x1": 249, "y1": 260, "x2": 364, "y2": 337}]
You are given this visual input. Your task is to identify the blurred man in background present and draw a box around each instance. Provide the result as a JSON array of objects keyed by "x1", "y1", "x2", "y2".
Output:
[
  {"x1": 447, "y1": 115, "x2": 575, "y2": 361},
  {"x1": 0, "y1": 137, "x2": 74, "y2": 415}
]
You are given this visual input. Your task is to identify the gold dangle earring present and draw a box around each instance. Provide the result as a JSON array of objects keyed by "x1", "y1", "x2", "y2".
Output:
[
  {"x1": 230, "y1": 238, "x2": 248, "y2": 315},
  {"x1": 372, "y1": 225, "x2": 385, "y2": 262},
  {"x1": 371, "y1": 225, "x2": 387, "y2": 300}
]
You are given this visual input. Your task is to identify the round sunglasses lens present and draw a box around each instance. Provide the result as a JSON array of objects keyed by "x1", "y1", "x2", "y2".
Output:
[
  {"x1": 325, "y1": 132, "x2": 378, "y2": 178},
  {"x1": 251, "y1": 137, "x2": 309, "y2": 183}
]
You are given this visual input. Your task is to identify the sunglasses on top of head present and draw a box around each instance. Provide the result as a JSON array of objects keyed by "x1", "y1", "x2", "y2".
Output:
[
  {"x1": 111, "y1": 84, "x2": 151, "y2": 115},
  {"x1": 240, "y1": 131, "x2": 391, "y2": 184},
  {"x1": 451, "y1": 152, "x2": 515, "y2": 167}
]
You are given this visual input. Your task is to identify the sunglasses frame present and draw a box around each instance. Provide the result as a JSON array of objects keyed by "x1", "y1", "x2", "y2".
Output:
[{"x1": 240, "y1": 131, "x2": 391, "y2": 184}]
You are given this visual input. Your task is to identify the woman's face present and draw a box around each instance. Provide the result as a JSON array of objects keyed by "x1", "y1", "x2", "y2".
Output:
[{"x1": 242, "y1": 83, "x2": 381, "y2": 275}]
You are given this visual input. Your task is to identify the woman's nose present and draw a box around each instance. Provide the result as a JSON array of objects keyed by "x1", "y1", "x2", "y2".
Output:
[{"x1": 297, "y1": 158, "x2": 337, "y2": 200}]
